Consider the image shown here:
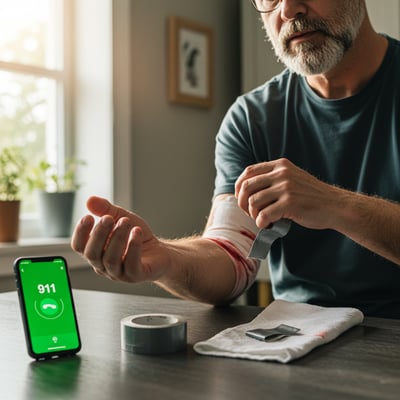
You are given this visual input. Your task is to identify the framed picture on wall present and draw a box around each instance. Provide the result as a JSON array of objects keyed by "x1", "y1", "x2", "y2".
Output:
[{"x1": 168, "y1": 16, "x2": 213, "y2": 108}]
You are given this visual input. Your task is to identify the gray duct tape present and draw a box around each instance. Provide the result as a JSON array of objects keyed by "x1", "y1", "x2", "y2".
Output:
[
  {"x1": 248, "y1": 219, "x2": 292, "y2": 260},
  {"x1": 121, "y1": 314, "x2": 187, "y2": 355}
]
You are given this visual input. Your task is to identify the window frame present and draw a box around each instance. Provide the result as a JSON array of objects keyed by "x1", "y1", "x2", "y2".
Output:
[{"x1": 0, "y1": 0, "x2": 74, "y2": 238}]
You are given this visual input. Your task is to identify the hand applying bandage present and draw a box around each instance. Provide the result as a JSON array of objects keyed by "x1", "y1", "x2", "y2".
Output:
[
  {"x1": 248, "y1": 219, "x2": 291, "y2": 260},
  {"x1": 235, "y1": 160, "x2": 295, "y2": 259}
]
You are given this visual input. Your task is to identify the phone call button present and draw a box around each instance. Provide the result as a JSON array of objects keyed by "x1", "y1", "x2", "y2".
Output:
[
  {"x1": 35, "y1": 298, "x2": 64, "y2": 319},
  {"x1": 40, "y1": 298, "x2": 59, "y2": 316}
]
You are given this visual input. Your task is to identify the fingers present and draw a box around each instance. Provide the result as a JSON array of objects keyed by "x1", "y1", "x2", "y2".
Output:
[
  {"x1": 99, "y1": 218, "x2": 130, "y2": 277},
  {"x1": 235, "y1": 161, "x2": 278, "y2": 217},
  {"x1": 235, "y1": 162, "x2": 273, "y2": 199},
  {"x1": 71, "y1": 214, "x2": 111, "y2": 276},
  {"x1": 86, "y1": 196, "x2": 133, "y2": 221},
  {"x1": 71, "y1": 215, "x2": 95, "y2": 253},
  {"x1": 234, "y1": 158, "x2": 333, "y2": 230},
  {"x1": 237, "y1": 176, "x2": 272, "y2": 218},
  {"x1": 123, "y1": 227, "x2": 147, "y2": 281},
  {"x1": 71, "y1": 212, "x2": 130, "y2": 274},
  {"x1": 71, "y1": 204, "x2": 149, "y2": 282},
  {"x1": 85, "y1": 196, "x2": 152, "y2": 242},
  {"x1": 235, "y1": 159, "x2": 293, "y2": 228},
  {"x1": 71, "y1": 197, "x2": 166, "y2": 284},
  {"x1": 82, "y1": 215, "x2": 116, "y2": 274}
]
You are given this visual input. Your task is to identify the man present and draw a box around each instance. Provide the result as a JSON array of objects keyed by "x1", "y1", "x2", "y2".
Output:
[{"x1": 72, "y1": 0, "x2": 400, "y2": 318}]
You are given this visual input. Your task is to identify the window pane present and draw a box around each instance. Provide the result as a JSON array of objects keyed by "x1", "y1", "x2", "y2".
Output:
[
  {"x1": 0, "y1": 70, "x2": 59, "y2": 214},
  {"x1": 0, "y1": 0, "x2": 63, "y2": 70}
]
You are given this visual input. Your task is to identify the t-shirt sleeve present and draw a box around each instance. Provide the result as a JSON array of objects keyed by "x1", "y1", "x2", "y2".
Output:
[{"x1": 213, "y1": 97, "x2": 257, "y2": 198}]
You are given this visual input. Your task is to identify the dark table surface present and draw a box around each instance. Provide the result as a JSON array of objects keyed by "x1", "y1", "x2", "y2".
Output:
[{"x1": 2, "y1": 289, "x2": 400, "y2": 400}]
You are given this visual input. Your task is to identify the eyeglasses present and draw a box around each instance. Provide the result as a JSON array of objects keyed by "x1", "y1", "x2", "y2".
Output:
[{"x1": 249, "y1": 0, "x2": 281, "y2": 13}]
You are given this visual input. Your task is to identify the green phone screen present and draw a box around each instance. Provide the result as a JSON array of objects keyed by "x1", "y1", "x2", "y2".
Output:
[{"x1": 17, "y1": 257, "x2": 80, "y2": 356}]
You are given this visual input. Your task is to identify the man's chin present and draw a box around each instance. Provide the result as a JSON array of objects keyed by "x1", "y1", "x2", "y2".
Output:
[
  {"x1": 281, "y1": 58, "x2": 330, "y2": 77},
  {"x1": 278, "y1": 43, "x2": 344, "y2": 76}
]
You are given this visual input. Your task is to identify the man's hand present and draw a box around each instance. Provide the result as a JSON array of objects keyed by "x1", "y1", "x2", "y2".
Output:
[
  {"x1": 235, "y1": 158, "x2": 341, "y2": 230},
  {"x1": 71, "y1": 196, "x2": 240, "y2": 303},
  {"x1": 71, "y1": 196, "x2": 169, "y2": 283}
]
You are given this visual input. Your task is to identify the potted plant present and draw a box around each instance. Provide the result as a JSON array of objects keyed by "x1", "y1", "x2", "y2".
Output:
[
  {"x1": 0, "y1": 146, "x2": 26, "y2": 242},
  {"x1": 28, "y1": 158, "x2": 85, "y2": 238}
]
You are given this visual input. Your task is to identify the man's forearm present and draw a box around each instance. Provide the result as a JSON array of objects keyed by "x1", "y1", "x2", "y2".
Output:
[
  {"x1": 155, "y1": 237, "x2": 237, "y2": 305},
  {"x1": 333, "y1": 189, "x2": 400, "y2": 265}
]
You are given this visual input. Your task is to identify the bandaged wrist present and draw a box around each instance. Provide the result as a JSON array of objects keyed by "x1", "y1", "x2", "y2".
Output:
[{"x1": 202, "y1": 196, "x2": 260, "y2": 299}]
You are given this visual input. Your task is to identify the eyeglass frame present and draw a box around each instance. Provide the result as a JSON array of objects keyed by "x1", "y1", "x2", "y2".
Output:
[{"x1": 249, "y1": 0, "x2": 281, "y2": 14}]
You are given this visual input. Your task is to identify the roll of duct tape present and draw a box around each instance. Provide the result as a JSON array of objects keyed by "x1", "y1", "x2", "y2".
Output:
[{"x1": 121, "y1": 314, "x2": 187, "y2": 355}]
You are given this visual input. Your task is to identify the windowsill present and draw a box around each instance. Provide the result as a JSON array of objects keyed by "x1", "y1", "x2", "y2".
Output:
[
  {"x1": 0, "y1": 238, "x2": 88, "y2": 277},
  {"x1": 1, "y1": 237, "x2": 71, "y2": 248}
]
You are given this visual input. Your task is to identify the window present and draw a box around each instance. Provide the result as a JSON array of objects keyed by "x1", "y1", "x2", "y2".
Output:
[{"x1": 0, "y1": 0, "x2": 70, "y2": 218}]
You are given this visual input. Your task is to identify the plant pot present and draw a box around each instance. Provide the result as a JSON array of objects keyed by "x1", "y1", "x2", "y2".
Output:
[
  {"x1": 38, "y1": 191, "x2": 75, "y2": 238},
  {"x1": 0, "y1": 200, "x2": 20, "y2": 242}
]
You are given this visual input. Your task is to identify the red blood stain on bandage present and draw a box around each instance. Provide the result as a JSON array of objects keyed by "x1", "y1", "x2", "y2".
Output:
[
  {"x1": 207, "y1": 238, "x2": 244, "y2": 262},
  {"x1": 204, "y1": 235, "x2": 260, "y2": 298},
  {"x1": 240, "y1": 229, "x2": 256, "y2": 241}
]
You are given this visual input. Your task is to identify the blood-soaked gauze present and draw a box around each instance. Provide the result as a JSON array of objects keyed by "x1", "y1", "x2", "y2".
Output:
[{"x1": 202, "y1": 196, "x2": 260, "y2": 300}]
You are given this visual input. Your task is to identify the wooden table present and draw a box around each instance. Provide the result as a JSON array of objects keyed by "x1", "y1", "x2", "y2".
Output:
[{"x1": 2, "y1": 289, "x2": 400, "y2": 400}]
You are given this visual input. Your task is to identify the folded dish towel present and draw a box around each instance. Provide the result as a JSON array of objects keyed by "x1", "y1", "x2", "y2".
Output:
[{"x1": 194, "y1": 300, "x2": 364, "y2": 363}]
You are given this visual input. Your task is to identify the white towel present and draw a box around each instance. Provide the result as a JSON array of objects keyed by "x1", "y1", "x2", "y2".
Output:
[{"x1": 194, "y1": 300, "x2": 364, "y2": 363}]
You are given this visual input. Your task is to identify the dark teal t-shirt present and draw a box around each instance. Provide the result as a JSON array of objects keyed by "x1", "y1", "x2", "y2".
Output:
[{"x1": 214, "y1": 36, "x2": 400, "y2": 318}]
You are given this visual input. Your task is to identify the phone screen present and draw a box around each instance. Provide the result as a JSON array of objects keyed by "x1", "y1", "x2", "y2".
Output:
[{"x1": 14, "y1": 256, "x2": 81, "y2": 359}]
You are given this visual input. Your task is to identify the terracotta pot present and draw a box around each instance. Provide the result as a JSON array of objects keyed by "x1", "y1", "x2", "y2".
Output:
[{"x1": 0, "y1": 200, "x2": 20, "y2": 242}]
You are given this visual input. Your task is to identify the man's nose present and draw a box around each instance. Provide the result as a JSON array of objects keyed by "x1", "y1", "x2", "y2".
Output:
[{"x1": 279, "y1": 0, "x2": 308, "y2": 21}]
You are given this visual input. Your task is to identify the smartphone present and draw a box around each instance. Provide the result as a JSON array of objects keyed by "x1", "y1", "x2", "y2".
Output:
[{"x1": 14, "y1": 256, "x2": 81, "y2": 360}]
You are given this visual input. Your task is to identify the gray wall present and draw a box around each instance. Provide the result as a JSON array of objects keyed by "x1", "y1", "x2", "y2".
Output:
[{"x1": 115, "y1": 0, "x2": 241, "y2": 238}]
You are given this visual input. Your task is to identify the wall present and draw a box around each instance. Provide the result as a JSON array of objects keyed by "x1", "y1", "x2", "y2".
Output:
[
  {"x1": 74, "y1": 0, "x2": 114, "y2": 217},
  {"x1": 118, "y1": 0, "x2": 241, "y2": 238},
  {"x1": 241, "y1": 1, "x2": 284, "y2": 92},
  {"x1": 366, "y1": 0, "x2": 400, "y2": 38}
]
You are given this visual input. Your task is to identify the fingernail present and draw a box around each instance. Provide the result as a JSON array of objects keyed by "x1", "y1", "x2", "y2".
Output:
[
  {"x1": 117, "y1": 218, "x2": 131, "y2": 229},
  {"x1": 81, "y1": 215, "x2": 91, "y2": 226},
  {"x1": 101, "y1": 216, "x2": 114, "y2": 228}
]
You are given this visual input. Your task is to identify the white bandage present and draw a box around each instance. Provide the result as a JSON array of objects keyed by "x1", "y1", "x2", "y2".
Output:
[
  {"x1": 202, "y1": 196, "x2": 261, "y2": 299},
  {"x1": 203, "y1": 196, "x2": 258, "y2": 254}
]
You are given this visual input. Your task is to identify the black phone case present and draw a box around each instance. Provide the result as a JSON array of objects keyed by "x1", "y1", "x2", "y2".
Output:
[{"x1": 13, "y1": 256, "x2": 81, "y2": 360}]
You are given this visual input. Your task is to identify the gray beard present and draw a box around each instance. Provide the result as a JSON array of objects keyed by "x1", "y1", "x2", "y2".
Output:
[
  {"x1": 265, "y1": 5, "x2": 365, "y2": 76},
  {"x1": 281, "y1": 34, "x2": 350, "y2": 76}
]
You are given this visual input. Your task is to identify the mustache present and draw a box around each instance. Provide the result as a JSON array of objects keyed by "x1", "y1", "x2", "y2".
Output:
[{"x1": 280, "y1": 17, "x2": 332, "y2": 46}]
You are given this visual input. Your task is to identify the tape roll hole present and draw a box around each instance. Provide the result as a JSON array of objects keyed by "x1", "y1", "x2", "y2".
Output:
[{"x1": 131, "y1": 315, "x2": 179, "y2": 327}]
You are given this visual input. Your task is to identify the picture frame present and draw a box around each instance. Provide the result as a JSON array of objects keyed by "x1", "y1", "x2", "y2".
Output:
[{"x1": 168, "y1": 16, "x2": 213, "y2": 108}]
